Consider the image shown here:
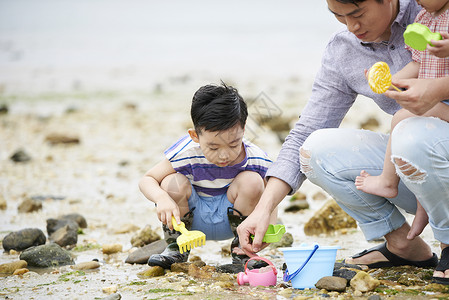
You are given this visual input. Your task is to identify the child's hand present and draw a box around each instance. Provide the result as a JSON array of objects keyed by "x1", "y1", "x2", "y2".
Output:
[
  {"x1": 155, "y1": 198, "x2": 180, "y2": 230},
  {"x1": 428, "y1": 32, "x2": 449, "y2": 58}
]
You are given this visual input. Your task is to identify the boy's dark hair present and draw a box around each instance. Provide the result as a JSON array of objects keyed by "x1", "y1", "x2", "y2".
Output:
[
  {"x1": 191, "y1": 82, "x2": 248, "y2": 134},
  {"x1": 336, "y1": 0, "x2": 382, "y2": 4}
]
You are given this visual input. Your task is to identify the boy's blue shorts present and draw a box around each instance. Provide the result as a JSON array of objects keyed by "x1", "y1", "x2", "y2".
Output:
[{"x1": 188, "y1": 186, "x2": 234, "y2": 241}]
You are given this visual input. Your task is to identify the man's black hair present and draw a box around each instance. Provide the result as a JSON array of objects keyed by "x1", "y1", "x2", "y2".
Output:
[{"x1": 191, "y1": 82, "x2": 248, "y2": 134}]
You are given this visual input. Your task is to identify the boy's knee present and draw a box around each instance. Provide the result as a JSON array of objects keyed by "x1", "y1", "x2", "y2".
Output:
[
  {"x1": 233, "y1": 171, "x2": 264, "y2": 197},
  {"x1": 160, "y1": 173, "x2": 191, "y2": 197}
]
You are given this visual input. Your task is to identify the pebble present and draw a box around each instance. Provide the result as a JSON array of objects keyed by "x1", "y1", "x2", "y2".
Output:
[
  {"x1": 13, "y1": 268, "x2": 29, "y2": 276},
  {"x1": 102, "y1": 244, "x2": 123, "y2": 254},
  {"x1": 137, "y1": 266, "x2": 165, "y2": 277},
  {"x1": 2, "y1": 228, "x2": 47, "y2": 252},
  {"x1": 72, "y1": 261, "x2": 101, "y2": 270},
  {"x1": 0, "y1": 260, "x2": 28, "y2": 275},
  {"x1": 102, "y1": 285, "x2": 118, "y2": 294},
  {"x1": 10, "y1": 149, "x2": 32, "y2": 162},
  {"x1": 50, "y1": 224, "x2": 78, "y2": 247},
  {"x1": 315, "y1": 276, "x2": 347, "y2": 292},
  {"x1": 17, "y1": 198, "x2": 42, "y2": 213},
  {"x1": 0, "y1": 195, "x2": 6, "y2": 210},
  {"x1": 350, "y1": 271, "x2": 380, "y2": 292},
  {"x1": 130, "y1": 225, "x2": 161, "y2": 248}
]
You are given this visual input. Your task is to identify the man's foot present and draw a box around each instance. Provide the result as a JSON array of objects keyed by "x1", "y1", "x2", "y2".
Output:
[
  {"x1": 344, "y1": 242, "x2": 438, "y2": 268},
  {"x1": 355, "y1": 170, "x2": 398, "y2": 198},
  {"x1": 433, "y1": 246, "x2": 449, "y2": 284}
]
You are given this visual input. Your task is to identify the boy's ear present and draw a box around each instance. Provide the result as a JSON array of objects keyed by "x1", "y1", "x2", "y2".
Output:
[{"x1": 188, "y1": 128, "x2": 199, "y2": 143}]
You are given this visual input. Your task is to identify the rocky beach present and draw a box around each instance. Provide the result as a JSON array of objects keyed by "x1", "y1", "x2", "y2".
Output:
[{"x1": 1, "y1": 1, "x2": 448, "y2": 299}]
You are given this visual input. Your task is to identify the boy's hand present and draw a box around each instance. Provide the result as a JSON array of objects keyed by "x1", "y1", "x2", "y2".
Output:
[
  {"x1": 155, "y1": 198, "x2": 180, "y2": 230},
  {"x1": 428, "y1": 32, "x2": 449, "y2": 58}
]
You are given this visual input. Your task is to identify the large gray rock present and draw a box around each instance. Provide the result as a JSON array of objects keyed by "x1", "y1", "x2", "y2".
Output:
[
  {"x1": 125, "y1": 239, "x2": 167, "y2": 264},
  {"x1": 2, "y1": 228, "x2": 46, "y2": 252},
  {"x1": 60, "y1": 213, "x2": 87, "y2": 228},
  {"x1": 46, "y1": 218, "x2": 79, "y2": 236},
  {"x1": 19, "y1": 243, "x2": 74, "y2": 267},
  {"x1": 49, "y1": 224, "x2": 78, "y2": 247}
]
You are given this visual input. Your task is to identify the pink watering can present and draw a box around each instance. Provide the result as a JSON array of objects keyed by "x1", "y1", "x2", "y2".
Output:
[{"x1": 237, "y1": 256, "x2": 277, "y2": 287}]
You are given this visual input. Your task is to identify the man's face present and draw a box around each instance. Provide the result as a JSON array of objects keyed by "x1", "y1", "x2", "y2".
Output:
[
  {"x1": 327, "y1": 0, "x2": 395, "y2": 42},
  {"x1": 189, "y1": 123, "x2": 245, "y2": 167}
]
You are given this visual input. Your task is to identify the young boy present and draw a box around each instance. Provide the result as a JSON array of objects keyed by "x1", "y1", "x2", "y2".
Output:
[
  {"x1": 356, "y1": 0, "x2": 449, "y2": 239},
  {"x1": 139, "y1": 82, "x2": 274, "y2": 269}
]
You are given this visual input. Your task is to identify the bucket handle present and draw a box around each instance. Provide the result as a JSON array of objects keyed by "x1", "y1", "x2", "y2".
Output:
[
  {"x1": 283, "y1": 244, "x2": 319, "y2": 282},
  {"x1": 245, "y1": 256, "x2": 277, "y2": 275}
]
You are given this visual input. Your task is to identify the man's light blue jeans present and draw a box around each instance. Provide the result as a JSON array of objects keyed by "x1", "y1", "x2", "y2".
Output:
[{"x1": 301, "y1": 117, "x2": 449, "y2": 244}]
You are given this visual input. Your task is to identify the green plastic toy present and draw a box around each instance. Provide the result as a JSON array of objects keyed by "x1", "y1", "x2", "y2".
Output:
[
  {"x1": 251, "y1": 224, "x2": 286, "y2": 243},
  {"x1": 404, "y1": 23, "x2": 442, "y2": 51}
]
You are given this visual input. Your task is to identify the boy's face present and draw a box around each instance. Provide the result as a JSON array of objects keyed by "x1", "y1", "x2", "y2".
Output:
[
  {"x1": 327, "y1": 0, "x2": 396, "y2": 42},
  {"x1": 189, "y1": 124, "x2": 245, "y2": 167}
]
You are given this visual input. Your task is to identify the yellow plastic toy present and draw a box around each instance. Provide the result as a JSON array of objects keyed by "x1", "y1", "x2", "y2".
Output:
[
  {"x1": 368, "y1": 61, "x2": 401, "y2": 94},
  {"x1": 171, "y1": 216, "x2": 206, "y2": 254}
]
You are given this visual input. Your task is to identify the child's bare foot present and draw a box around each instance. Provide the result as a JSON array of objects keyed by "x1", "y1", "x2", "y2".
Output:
[
  {"x1": 407, "y1": 203, "x2": 429, "y2": 240},
  {"x1": 355, "y1": 170, "x2": 398, "y2": 198}
]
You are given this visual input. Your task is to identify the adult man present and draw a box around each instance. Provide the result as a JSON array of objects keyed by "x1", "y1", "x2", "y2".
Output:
[{"x1": 238, "y1": 0, "x2": 449, "y2": 282}]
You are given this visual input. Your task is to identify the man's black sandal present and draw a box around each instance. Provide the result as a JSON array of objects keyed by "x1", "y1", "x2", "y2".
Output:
[
  {"x1": 432, "y1": 247, "x2": 449, "y2": 285},
  {"x1": 346, "y1": 242, "x2": 438, "y2": 268}
]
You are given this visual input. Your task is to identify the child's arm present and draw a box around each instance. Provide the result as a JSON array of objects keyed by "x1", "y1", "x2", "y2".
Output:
[
  {"x1": 391, "y1": 61, "x2": 420, "y2": 81},
  {"x1": 428, "y1": 32, "x2": 449, "y2": 58},
  {"x1": 139, "y1": 158, "x2": 181, "y2": 229}
]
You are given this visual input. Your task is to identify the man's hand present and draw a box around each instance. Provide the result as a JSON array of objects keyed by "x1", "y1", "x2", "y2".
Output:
[
  {"x1": 384, "y1": 78, "x2": 443, "y2": 115},
  {"x1": 237, "y1": 208, "x2": 270, "y2": 257}
]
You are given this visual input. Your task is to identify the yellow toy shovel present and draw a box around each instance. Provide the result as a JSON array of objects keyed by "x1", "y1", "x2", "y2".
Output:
[{"x1": 171, "y1": 216, "x2": 206, "y2": 254}]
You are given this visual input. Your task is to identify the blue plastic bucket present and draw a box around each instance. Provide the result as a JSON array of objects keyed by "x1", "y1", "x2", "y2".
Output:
[{"x1": 280, "y1": 244, "x2": 340, "y2": 289}]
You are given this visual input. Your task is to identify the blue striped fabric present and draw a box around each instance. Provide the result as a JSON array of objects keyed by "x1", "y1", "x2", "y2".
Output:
[{"x1": 165, "y1": 135, "x2": 272, "y2": 197}]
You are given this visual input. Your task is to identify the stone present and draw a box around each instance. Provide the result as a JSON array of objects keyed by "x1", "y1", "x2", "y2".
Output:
[
  {"x1": 125, "y1": 239, "x2": 167, "y2": 264},
  {"x1": 290, "y1": 191, "x2": 307, "y2": 201},
  {"x1": 49, "y1": 224, "x2": 78, "y2": 247},
  {"x1": 101, "y1": 294, "x2": 122, "y2": 300},
  {"x1": 216, "y1": 263, "x2": 244, "y2": 274},
  {"x1": 72, "y1": 261, "x2": 100, "y2": 270},
  {"x1": 333, "y1": 268, "x2": 357, "y2": 283},
  {"x1": 284, "y1": 200, "x2": 309, "y2": 213},
  {"x1": 114, "y1": 224, "x2": 139, "y2": 234},
  {"x1": 171, "y1": 262, "x2": 191, "y2": 273},
  {"x1": 270, "y1": 232, "x2": 293, "y2": 249},
  {"x1": 2, "y1": 228, "x2": 47, "y2": 252},
  {"x1": 397, "y1": 273, "x2": 426, "y2": 286},
  {"x1": 304, "y1": 199, "x2": 357, "y2": 236},
  {"x1": 0, "y1": 260, "x2": 27, "y2": 275},
  {"x1": 315, "y1": 276, "x2": 347, "y2": 292},
  {"x1": 360, "y1": 117, "x2": 380, "y2": 131},
  {"x1": 0, "y1": 195, "x2": 7, "y2": 210},
  {"x1": 130, "y1": 225, "x2": 161, "y2": 247},
  {"x1": 10, "y1": 149, "x2": 31, "y2": 163},
  {"x1": 137, "y1": 266, "x2": 165, "y2": 277},
  {"x1": 46, "y1": 218, "x2": 79, "y2": 236},
  {"x1": 188, "y1": 264, "x2": 215, "y2": 280},
  {"x1": 13, "y1": 268, "x2": 29, "y2": 276},
  {"x1": 102, "y1": 244, "x2": 122, "y2": 254},
  {"x1": 18, "y1": 198, "x2": 42, "y2": 213},
  {"x1": 312, "y1": 191, "x2": 328, "y2": 201},
  {"x1": 350, "y1": 271, "x2": 380, "y2": 292},
  {"x1": 19, "y1": 243, "x2": 74, "y2": 268},
  {"x1": 60, "y1": 213, "x2": 87, "y2": 228},
  {"x1": 45, "y1": 133, "x2": 80, "y2": 145},
  {"x1": 102, "y1": 285, "x2": 117, "y2": 294}
]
